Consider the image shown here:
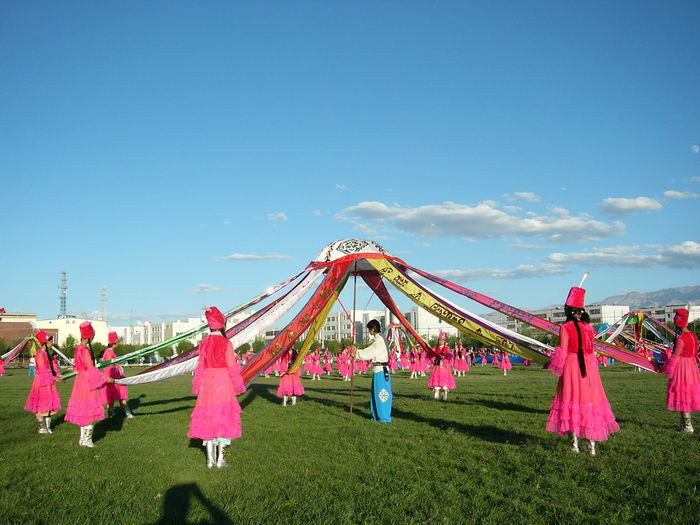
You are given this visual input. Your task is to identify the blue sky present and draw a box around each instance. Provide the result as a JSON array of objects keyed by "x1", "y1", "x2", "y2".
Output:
[{"x1": 2, "y1": 1, "x2": 698, "y2": 324}]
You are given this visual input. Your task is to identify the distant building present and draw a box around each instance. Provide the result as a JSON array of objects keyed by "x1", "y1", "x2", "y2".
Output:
[
  {"x1": 36, "y1": 317, "x2": 110, "y2": 346},
  {"x1": 403, "y1": 307, "x2": 460, "y2": 340},
  {"x1": 318, "y1": 309, "x2": 386, "y2": 344},
  {"x1": 637, "y1": 305, "x2": 700, "y2": 325},
  {"x1": 486, "y1": 305, "x2": 631, "y2": 331}
]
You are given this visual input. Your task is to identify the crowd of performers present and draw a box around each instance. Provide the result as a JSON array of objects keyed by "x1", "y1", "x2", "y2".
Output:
[{"x1": 7, "y1": 282, "x2": 699, "y2": 466}]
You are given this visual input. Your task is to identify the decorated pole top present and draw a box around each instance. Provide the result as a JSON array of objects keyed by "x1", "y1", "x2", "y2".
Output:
[{"x1": 315, "y1": 239, "x2": 390, "y2": 263}]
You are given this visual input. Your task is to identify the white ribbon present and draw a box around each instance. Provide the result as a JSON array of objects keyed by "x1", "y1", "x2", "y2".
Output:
[{"x1": 116, "y1": 270, "x2": 324, "y2": 385}]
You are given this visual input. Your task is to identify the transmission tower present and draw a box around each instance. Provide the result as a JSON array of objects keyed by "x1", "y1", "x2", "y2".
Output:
[
  {"x1": 100, "y1": 286, "x2": 108, "y2": 321},
  {"x1": 59, "y1": 272, "x2": 67, "y2": 318}
]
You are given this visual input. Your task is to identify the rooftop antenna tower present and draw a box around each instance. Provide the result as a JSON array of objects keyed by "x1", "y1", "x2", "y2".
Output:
[
  {"x1": 100, "y1": 286, "x2": 108, "y2": 322},
  {"x1": 59, "y1": 272, "x2": 67, "y2": 318}
]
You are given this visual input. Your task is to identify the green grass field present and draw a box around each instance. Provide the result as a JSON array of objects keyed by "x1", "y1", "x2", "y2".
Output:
[{"x1": 1, "y1": 365, "x2": 698, "y2": 525}]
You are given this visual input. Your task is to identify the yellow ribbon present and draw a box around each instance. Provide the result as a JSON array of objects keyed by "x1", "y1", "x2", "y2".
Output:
[
  {"x1": 287, "y1": 276, "x2": 347, "y2": 374},
  {"x1": 367, "y1": 259, "x2": 547, "y2": 364}
]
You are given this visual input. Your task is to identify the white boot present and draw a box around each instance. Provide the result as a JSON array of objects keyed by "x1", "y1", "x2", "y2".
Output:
[
  {"x1": 433, "y1": 388, "x2": 440, "y2": 400},
  {"x1": 82, "y1": 425, "x2": 94, "y2": 448},
  {"x1": 216, "y1": 442, "x2": 229, "y2": 468},
  {"x1": 682, "y1": 413, "x2": 694, "y2": 433},
  {"x1": 205, "y1": 441, "x2": 215, "y2": 468},
  {"x1": 571, "y1": 434, "x2": 579, "y2": 453},
  {"x1": 44, "y1": 416, "x2": 53, "y2": 434},
  {"x1": 292, "y1": 396, "x2": 297, "y2": 406},
  {"x1": 124, "y1": 404, "x2": 134, "y2": 419},
  {"x1": 442, "y1": 388, "x2": 449, "y2": 401},
  {"x1": 588, "y1": 440, "x2": 596, "y2": 456},
  {"x1": 37, "y1": 418, "x2": 48, "y2": 434},
  {"x1": 283, "y1": 396, "x2": 288, "y2": 407},
  {"x1": 79, "y1": 426, "x2": 86, "y2": 446}
]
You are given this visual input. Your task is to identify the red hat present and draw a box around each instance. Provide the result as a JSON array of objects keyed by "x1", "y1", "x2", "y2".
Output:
[
  {"x1": 674, "y1": 308, "x2": 689, "y2": 329},
  {"x1": 79, "y1": 321, "x2": 95, "y2": 340},
  {"x1": 205, "y1": 306, "x2": 226, "y2": 330},
  {"x1": 108, "y1": 331, "x2": 119, "y2": 345},
  {"x1": 565, "y1": 287, "x2": 586, "y2": 309},
  {"x1": 35, "y1": 330, "x2": 48, "y2": 345}
]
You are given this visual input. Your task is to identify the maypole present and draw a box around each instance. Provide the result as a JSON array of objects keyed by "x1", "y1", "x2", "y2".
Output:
[{"x1": 349, "y1": 261, "x2": 358, "y2": 421}]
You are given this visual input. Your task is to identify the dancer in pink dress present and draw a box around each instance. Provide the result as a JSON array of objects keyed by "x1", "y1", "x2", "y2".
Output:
[
  {"x1": 0, "y1": 357, "x2": 5, "y2": 376},
  {"x1": 323, "y1": 350, "x2": 334, "y2": 375},
  {"x1": 188, "y1": 306, "x2": 245, "y2": 468},
  {"x1": 25, "y1": 330, "x2": 62, "y2": 434},
  {"x1": 277, "y1": 349, "x2": 305, "y2": 406},
  {"x1": 101, "y1": 332, "x2": 134, "y2": 418},
  {"x1": 492, "y1": 351, "x2": 500, "y2": 368},
  {"x1": 419, "y1": 349, "x2": 429, "y2": 376},
  {"x1": 428, "y1": 332, "x2": 456, "y2": 401},
  {"x1": 498, "y1": 351, "x2": 512, "y2": 376},
  {"x1": 65, "y1": 322, "x2": 111, "y2": 447},
  {"x1": 546, "y1": 283, "x2": 619, "y2": 455},
  {"x1": 664, "y1": 308, "x2": 700, "y2": 432}
]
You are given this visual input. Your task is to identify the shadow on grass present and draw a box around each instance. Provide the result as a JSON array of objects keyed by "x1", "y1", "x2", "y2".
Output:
[
  {"x1": 150, "y1": 482, "x2": 233, "y2": 525},
  {"x1": 138, "y1": 394, "x2": 195, "y2": 408},
  {"x1": 302, "y1": 393, "x2": 534, "y2": 444},
  {"x1": 470, "y1": 398, "x2": 549, "y2": 415}
]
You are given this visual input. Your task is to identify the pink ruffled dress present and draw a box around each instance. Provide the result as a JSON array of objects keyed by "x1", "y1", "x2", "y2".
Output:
[
  {"x1": 498, "y1": 353, "x2": 512, "y2": 371},
  {"x1": 546, "y1": 321, "x2": 619, "y2": 441},
  {"x1": 65, "y1": 345, "x2": 107, "y2": 426},
  {"x1": 24, "y1": 349, "x2": 62, "y2": 414},
  {"x1": 428, "y1": 347, "x2": 456, "y2": 390},
  {"x1": 0, "y1": 358, "x2": 5, "y2": 375},
  {"x1": 277, "y1": 354, "x2": 305, "y2": 397},
  {"x1": 188, "y1": 334, "x2": 245, "y2": 441},
  {"x1": 665, "y1": 331, "x2": 700, "y2": 412},
  {"x1": 101, "y1": 348, "x2": 128, "y2": 403}
]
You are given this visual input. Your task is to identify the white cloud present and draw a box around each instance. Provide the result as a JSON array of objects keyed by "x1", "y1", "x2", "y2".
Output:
[
  {"x1": 548, "y1": 241, "x2": 700, "y2": 269},
  {"x1": 502, "y1": 205, "x2": 522, "y2": 212},
  {"x1": 218, "y1": 253, "x2": 292, "y2": 261},
  {"x1": 336, "y1": 184, "x2": 348, "y2": 191},
  {"x1": 511, "y1": 240, "x2": 547, "y2": 250},
  {"x1": 313, "y1": 209, "x2": 323, "y2": 216},
  {"x1": 341, "y1": 201, "x2": 624, "y2": 242},
  {"x1": 505, "y1": 192, "x2": 541, "y2": 202},
  {"x1": 664, "y1": 190, "x2": 698, "y2": 200},
  {"x1": 267, "y1": 212, "x2": 288, "y2": 222},
  {"x1": 692, "y1": 145, "x2": 699, "y2": 154},
  {"x1": 432, "y1": 263, "x2": 567, "y2": 282},
  {"x1": 549, "y1": 206, "x2": 569, "y2": 216},
  {"x1": 692, "y1": 176, "x2": 700, "y2": 183},
  {"x1": 599, "y1": 196, "x2": 662, "y2": 215},
  {"x1": 223, "y1": 220, "x2": 232, "y2": 225},
  {"x1": 193, "y1": 283, "x2": 224, "y2": 293}
]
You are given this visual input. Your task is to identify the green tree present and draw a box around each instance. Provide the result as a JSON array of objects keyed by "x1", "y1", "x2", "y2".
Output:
[
  {"x1": 252, "y1": 338, "x2": 266, "y2": 353},
  {"x1": 0, "y1": 337, "x2": 6, "y2": 353},
  {"x1": 176, "y1": 341, "x2": 195, "y2": 354},
  {"x1": 63, "y1": 335, "x2": 77, "y2": 357}
]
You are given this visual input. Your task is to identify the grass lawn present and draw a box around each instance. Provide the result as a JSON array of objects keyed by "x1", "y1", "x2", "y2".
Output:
[{"x1": 0, "y1": 365, "x2": 698, "y2": 525}]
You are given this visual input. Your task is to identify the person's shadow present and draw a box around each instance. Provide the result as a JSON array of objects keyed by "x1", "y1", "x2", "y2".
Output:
[{"x1": 152, "y1": 483, "x2": 233, "y2": 525}]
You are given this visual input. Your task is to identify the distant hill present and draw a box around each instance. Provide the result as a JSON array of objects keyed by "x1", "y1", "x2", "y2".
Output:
[{"x1": 593, "y1": 286, "x2": 700, "y2": 308}]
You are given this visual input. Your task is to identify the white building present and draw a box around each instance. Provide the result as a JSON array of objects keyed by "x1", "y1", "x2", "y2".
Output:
[
  {"x1": 36, "y1": 317, "x2": 110, "y2": 346},
  {"x1": 638, "y1": 305, "x2": 700, "y2": 325},
  {"x1": 403, "y1": 307, "x2": 460, "y2": 340},
  {"x1": 318, "y1": 309, "x2": 387, "y2": 344},
  {"x1": 487, "y1": 304, "x2": 631, "y2": 331}
]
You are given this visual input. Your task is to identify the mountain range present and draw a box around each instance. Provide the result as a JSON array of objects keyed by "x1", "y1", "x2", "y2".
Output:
[{"x1": 592, "y1": 286, "x2": 700, "y2": 307}]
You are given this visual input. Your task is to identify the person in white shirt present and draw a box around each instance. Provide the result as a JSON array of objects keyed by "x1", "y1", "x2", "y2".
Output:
[{"x1": 350, "y1": 320, "x2": 393, "y2": 423}]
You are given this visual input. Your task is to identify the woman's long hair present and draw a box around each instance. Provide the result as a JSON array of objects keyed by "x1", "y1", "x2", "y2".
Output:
[
  {"x1": 43, "y1": 342, "x2": 57, "y2": 377},
  {"x1": 565, "y1": 305, "x2": 587, "y2": 378},
  {"x1": 86, "y1": 340, "x2": 96, "y2": 365}
]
